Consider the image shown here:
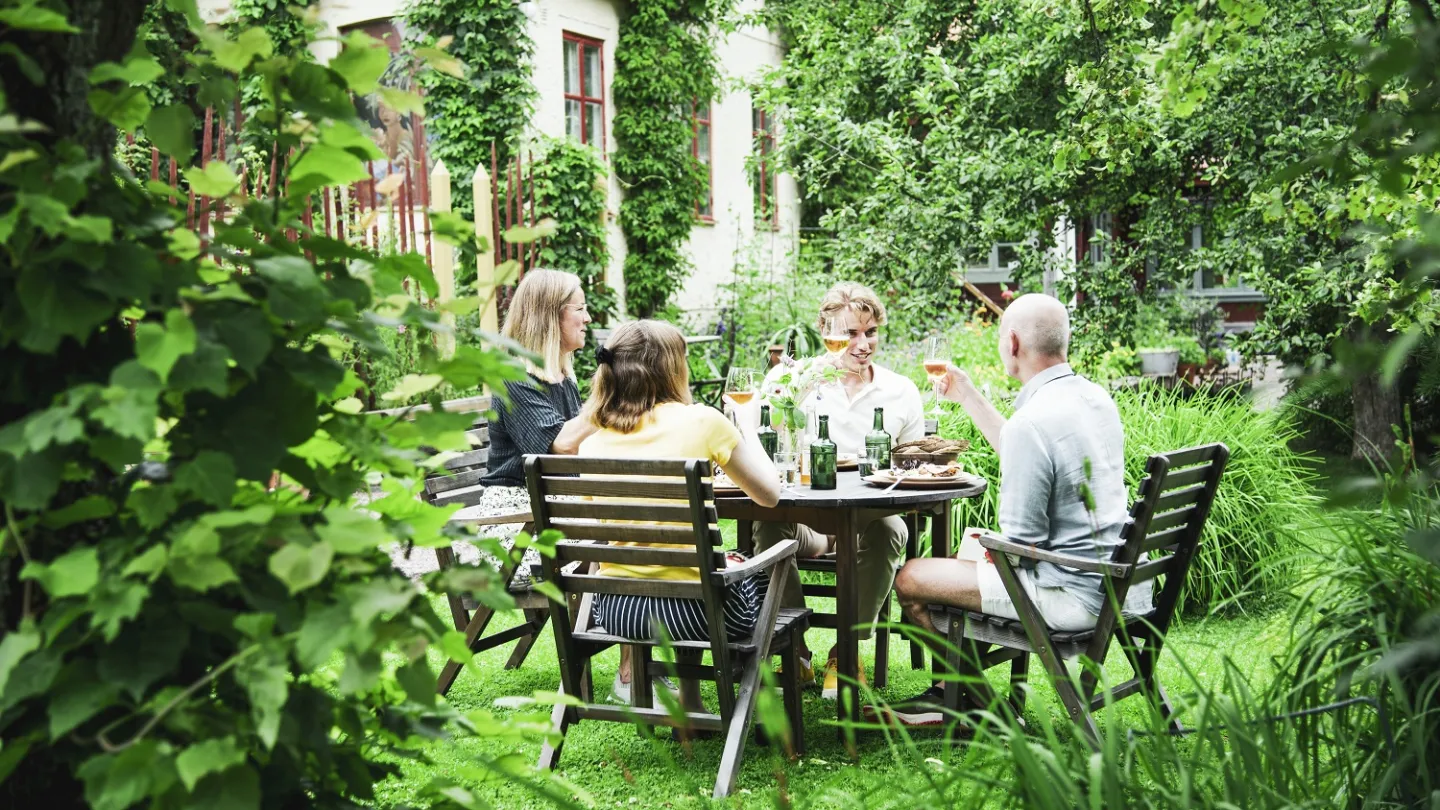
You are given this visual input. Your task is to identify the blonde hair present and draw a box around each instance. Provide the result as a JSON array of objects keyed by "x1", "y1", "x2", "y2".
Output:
[
  {"x1": 501, "y1": 269, "x2": 581, "y2": 383},
  {"x1": 584, "y1": 320, "x2": 692, "y2": 434},
  {"x1": 817, "y1": 281, "x2": 887, "y2": 332}
]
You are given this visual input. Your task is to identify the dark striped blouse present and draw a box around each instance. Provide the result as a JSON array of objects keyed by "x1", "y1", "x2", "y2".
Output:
[{"x1": 481, "y1": 374, "x2": 582, "y2": 488}]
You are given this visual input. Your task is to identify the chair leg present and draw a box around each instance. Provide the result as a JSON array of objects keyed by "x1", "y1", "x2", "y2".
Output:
[
  {"x1": 713, "y1": 653, "x2": 764, "y2": 800},
  {"x1": 874, "y1": 593, "x2": 890, "y2": 689},
  {"x1": 537, "y1": 701, "x2": 572, "y2": 771},
  {"x1": 1036, "y1": 643, "x2": 1100, "y2": 747},
  {"x1": 1009, "y1": 652, "x2": 1030, "y2": 718},
  {"x1": 782, "y1": 638, "x2": 806, "y2": 758},
  {"x1": 503, "y1": 607, "x2": 547, "y2": 670},
  {"x1": 675, "y1": 648, "x2": 704, "y2": 739},
  {"x1": 903, "y1": 512, "x2": 926, "y2": 670}
]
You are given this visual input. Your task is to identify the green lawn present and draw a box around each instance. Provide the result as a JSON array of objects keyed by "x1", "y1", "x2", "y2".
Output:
[{"x1": 373, "y1": 521, "x2": 1296, "y2": 810}]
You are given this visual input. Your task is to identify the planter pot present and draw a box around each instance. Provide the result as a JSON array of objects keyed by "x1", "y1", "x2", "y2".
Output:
[{"x1": 1137, "y1": 349, "x2": 1180, "y2": 376}]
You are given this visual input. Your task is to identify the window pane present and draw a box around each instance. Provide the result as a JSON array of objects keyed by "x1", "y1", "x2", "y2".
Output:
[
  {"x1": 564, "y1": 40, "x2": 579, "y2": 95},
  {"x1": 565, "y1": 99, "x2": 582, "y2": 141},
  {"x1": 698, "y1": 122, "x2": 711, "y2": 164},
  {"x1": 698, "y1": 195, "x2": 711, "y2": 217},
  {"x1": 583, "y1": 44, "x2": 602, "y2": 98},
  {"x1": 585, "y1": 101, "x2": 602, "y2": 145},
  {"x1": 996, "y1": 243, "x2": 1021, "y2": 269}
]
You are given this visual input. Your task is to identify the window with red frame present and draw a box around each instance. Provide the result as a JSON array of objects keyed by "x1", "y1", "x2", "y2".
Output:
[
  {"x1": 752, "y1": 106, "x2": 777, "y2": 227},
  {"x1": 692, "y1": 102, "x2": 713, "y2": 220},
  {"x1": 563, "y1": 34, "x2": 604, "y2": 148}
]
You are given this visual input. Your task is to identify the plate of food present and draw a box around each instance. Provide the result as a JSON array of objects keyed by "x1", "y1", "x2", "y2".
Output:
[
  {"x1": 863, "y1": 462, "x2": 984, "y2": 490},
  {"x1": 837, "y1": 453, "x2": 859, "y2": 471},
  {"x1": 711, "y1": 468, "x2": 743, "y2": 494}
]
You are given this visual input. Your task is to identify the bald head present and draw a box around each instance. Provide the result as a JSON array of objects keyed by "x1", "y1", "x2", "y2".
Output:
[{"x1": 1001, "y1": 294, "x2": 1070, "y2": 361}]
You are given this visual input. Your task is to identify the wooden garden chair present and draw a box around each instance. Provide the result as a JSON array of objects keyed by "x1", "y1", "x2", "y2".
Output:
[
  {"x1": 929, "y1": 443, "x2": 1229, "y2": 745},
  {"x1": 368, "y1": 396, "x2": 550, "y2": 695},
  {"x1": 524, "y1": 455, "x2": 811, "y2": 799}
]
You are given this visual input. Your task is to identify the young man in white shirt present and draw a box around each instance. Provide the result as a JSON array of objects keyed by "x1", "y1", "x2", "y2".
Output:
[{"x1": 752, "y1": 282, "x2": 924, "y2": 698}]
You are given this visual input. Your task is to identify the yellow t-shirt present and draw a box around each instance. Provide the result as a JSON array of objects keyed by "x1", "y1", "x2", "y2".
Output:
[{"x1": 579, "y1": 402, "x2": 741, "y2": 581}]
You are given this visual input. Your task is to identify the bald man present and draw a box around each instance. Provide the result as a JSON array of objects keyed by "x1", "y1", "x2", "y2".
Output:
[{"x1": 878, "y1": 294, "x2": 1149, "y2": 726}]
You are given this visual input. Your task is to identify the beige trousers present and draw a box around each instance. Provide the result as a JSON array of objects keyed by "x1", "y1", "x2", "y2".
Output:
[{"x1": 752, "y1": 515, "x2": 908, "y2": 641}]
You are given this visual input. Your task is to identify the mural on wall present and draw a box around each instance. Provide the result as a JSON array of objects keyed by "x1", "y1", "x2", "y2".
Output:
[{"x1": 340, "y1": 18, "x2": 424, "y2": 176}]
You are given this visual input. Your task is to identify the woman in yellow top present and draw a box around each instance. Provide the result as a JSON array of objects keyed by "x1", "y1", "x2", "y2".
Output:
[{"x1": 579, "y1": 320, "x2": 780, "y2": 701}]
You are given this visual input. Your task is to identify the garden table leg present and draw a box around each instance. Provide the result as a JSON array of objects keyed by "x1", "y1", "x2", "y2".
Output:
[
  {"x1": 834, "y1": 508, "x2": 860, "y2": 757},
  {"x1": 931, "y1": 501, "x2": 953, "y2": 559}
]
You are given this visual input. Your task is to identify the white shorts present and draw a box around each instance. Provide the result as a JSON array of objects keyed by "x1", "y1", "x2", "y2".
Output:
[{"x1": 958, "y1": 531, "x2": 1099, "y2": 633}]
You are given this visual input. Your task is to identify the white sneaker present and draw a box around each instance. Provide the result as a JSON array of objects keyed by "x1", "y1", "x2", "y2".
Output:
[{"x1": 609, "y1": 671, "x2": 681, "y2": 705}]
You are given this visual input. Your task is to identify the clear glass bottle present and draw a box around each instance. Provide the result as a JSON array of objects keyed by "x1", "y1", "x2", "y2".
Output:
[
  {"x1": 864, "y1": 407, "x2": 892, "y2": 472},
  {"x1": 810, "y1": 415, "x2": 837, "y2": 490},
  {"x1": 757, "y1": 404, "x2": 779, "y2": 460}
]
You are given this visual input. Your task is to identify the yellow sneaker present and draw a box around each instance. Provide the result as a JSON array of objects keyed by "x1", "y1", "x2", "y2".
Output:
[
  {"x1": 820, "y1": 657, "x2": 867, "y2": 700},
  {"x1": 777, "y1": 655, "x2": 816, "y2": 687}
]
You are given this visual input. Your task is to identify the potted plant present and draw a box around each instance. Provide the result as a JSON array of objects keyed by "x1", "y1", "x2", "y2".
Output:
[{"x1": 1133, "y1": 304, "x2": 1182, "y2": 376}]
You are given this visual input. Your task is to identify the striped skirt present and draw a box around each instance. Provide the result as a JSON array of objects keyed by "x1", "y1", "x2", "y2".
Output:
[{"x1": 591, "y1": 566, "x2": 771, "y2": 642}]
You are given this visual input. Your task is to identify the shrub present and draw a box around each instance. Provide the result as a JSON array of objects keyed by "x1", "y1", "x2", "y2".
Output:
[{"x1": 937, "y1": 386, "x2": 1319, "y2": 616}]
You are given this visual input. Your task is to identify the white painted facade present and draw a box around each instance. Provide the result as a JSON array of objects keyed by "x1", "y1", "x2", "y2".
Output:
[{"x1": 198, "y1": 0, "x2": 797, "y2": 320}]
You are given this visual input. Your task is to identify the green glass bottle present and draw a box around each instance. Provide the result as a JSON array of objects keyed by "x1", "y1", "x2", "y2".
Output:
[
  {"x1": 810, "y1": 415, "x2": 837, "y2": 490},
  {"x1": 757, "y1": 404, "x2": 779, "y2": 460},
  {"x1": 864, "y1": 407, "x2": 892, "y2": 473}
]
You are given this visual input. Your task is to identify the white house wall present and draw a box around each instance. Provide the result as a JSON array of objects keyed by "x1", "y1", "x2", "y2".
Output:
[{"x1": 198, "y1": 0, "x2": 796, "y2": 322}]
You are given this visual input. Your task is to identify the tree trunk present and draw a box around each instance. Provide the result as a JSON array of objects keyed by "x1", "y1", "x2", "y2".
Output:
[{"x1": 1351, "y1": 370, "x2": 1403, "y2": 462}]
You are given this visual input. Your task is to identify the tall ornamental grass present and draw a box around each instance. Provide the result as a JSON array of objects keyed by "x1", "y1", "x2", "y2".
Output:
[{"x1": 937, "y1": 386, "x2": 1318, "y2": 616}]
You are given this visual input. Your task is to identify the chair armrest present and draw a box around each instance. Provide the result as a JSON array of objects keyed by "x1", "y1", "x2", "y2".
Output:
[
  {"x1": 975, "y1": 530, "x2": 1132, "y2": 578},
  {"x1": 715, "y1": 539, "x2": 801, "y2": 584}
]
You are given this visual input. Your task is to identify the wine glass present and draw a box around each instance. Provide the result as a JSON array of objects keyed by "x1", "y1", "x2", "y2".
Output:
[
  {"x1": 724, "y1": 366, "x2": 760, "y2": 419},
  {"x1": 922, "y1": 335, "x2": 952, "y2": 416},
  {"x1": 822, "y1": 315, "x2": 850, "y2": 356}
]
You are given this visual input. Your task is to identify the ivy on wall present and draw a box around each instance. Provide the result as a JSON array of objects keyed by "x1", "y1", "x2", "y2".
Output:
[
  {"x1": 533, "y1": 135, "x2": 615, "y2": 324},
  {"x1": 404, "y1": 0, "x2": 536, "y2": 218},
  {"x1": 612, "y1": 0, "x2": 730, "y2": 318}
]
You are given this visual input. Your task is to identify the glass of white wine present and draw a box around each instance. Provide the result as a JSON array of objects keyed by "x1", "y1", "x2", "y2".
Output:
[
  {"x1": 724, "y1": 367, "x2": 760, "y2": 420},
  {"x1": 822, "y1": 315, "x2": 850, "y2": 356},
  {"x1": 922, "y1": 335, "x2": 951, "y2": 416}
]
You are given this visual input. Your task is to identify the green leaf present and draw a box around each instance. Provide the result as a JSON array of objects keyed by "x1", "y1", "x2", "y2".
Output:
[
  {"x1": 89, "y1": 580, "x2": 149, "y2": 642},
  {"x1": 201, "y1": 27, "x2": 273, "y2": 73},
  {"x1": 49, "y1": 664, "x2": 120, "y2": 739},
  {"x1": 381, "y1": 373, "x2": 445, "y2": 402},
  {"x1": 296, "y1": 603, "x2": 351, "y2": 670},
  {"x1": 0, "y1": 6, "x2": 79, "y2": 32},
  {"x1": 126, "y1": 486, "x2": 179, "y2": 531},
  {"x1": 39, "y1": 494, "x2": 114, "y2": 529},
  {"x1": 189, "y1": 764, "x2": 261, "y2": 810},
  {"x1": 288, "y1": 144, "x2": 368, "y2": 190},
  {"x1": 67, "y1": 214, "x2": 113, "y2": 243},
  {"x1": 316, "y1": 505, "x2": 392, "y2": 554},
  {"x1": 348, "y1": 579, "x2": 416, "y2": 624},
  {"x1": 252, "y1": 254, "x2": 320, "y2": 289},
  {"x1": 174, "y1": 451, "x2": 237, "y2": 507},
  {"x1": 234, "y1": 651, "x2": 287, "y2": 750},
  {"x1": 0, "y1": 624, "x2": 40, "y2": 697},
  {"x1": 330, "y1": 31, "x2": 389, "y2": 94},
  {"x1": 268, "y1": 540, "x2": 334, "y2": 594},
  {"x1": 20, "y1": 546, "x2": 99, "y2": 599},
  {"x1": 0, "y1": 733, "x2": 36, "y2": 787},
  {"x1": 167, "y1": 554, "x2": 238, "y2": 592},
  {"x1": 414, "y1": 45, "x2": 466, "y2": 79},
  {"x1": 0, "y1": 149, "x2": 38, "y2": 174},
  {"x1": 87, "y1": 87, "x2": 150, "y2": 133},
  {"x1": 378, "y1": 87, "x2": 425, "y2": 117},
  {"x1": 440, "y1": 630, "x2": 473, "y2": 664},
  {"x1": 396, "y1": 659, "x2": 436, "y2": 707},
  {"x1": 200, "y1": 504, "x2": 275, "y2": 529},
  {"x1": 90, "y1": 57, "x2": 164, "y2": 86},
  {"x1": 134, "y1": 309, "x2": 198, "y2": 382},
  {"x1": 184, "y1": 161, "x2": 240, "y2": 198},
  {"x1": 146, "y1": 104, "x2": 197, "y2": 164},
  {"x1": 98, "y1": 616, "x2": 189, "y2": 700},
  {"x1": 122, "y1": 545, "x2": 168, "y2": 580},
  {"x1": 176, "y1": 737, "x2": 246, "y2": 792},
  {"x1": 529, "y1": 579, "x2": 567, "y2": 607}
]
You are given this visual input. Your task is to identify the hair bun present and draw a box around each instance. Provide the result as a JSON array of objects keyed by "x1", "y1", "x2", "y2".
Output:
[{"x1": 595, "y1": 345, "x2": 615, "y2": 365}]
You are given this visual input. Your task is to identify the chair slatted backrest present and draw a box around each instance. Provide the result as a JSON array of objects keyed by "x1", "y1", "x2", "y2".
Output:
[
  {"x1": 523, "y1": 456, "x2": 732, "y2": 697},
  {"x1": 1083, "y1": 443, "x2": 1230, "y2": 664},
  {"x1": 369, "y1": 396, "x2": 494, "y2": 508}
]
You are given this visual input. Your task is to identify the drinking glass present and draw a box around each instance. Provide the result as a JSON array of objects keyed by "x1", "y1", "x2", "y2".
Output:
[
  {"x1": 859, "y1": 444, "x2": 887, "y2": 478},
  {"x1": 922, "y1": 335, "x2": 952, "y2": 416},
  {"x1": 774, "y1": 452, "x2": 799, "y2": 488},
  {"x1": 724, "y1": 366, "x2": 760, "y2": 415},
  {"x1": 822, "y1": 315, "x2": 850, "y2": 356}
]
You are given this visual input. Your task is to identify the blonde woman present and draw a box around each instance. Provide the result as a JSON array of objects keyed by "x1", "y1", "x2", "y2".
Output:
[
  {"x1": 457, "y1": 270, "x2": 596, "y2": 566},
  {"x1": 579, "y1": 320, "x2": 780, "y2": 703}
]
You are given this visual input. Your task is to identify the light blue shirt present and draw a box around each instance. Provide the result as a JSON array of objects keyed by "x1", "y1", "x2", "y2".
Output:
[{"x1": 998, "y1": 363, "x2": 1146, "y2": 616}]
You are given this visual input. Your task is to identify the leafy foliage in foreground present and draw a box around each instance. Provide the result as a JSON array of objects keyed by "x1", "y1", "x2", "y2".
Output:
[{"x1": 0, "y1": 6, "x2": 555, "y2": 808}]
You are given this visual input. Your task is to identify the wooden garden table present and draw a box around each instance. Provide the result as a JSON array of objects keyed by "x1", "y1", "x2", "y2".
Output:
[{"x1": 714, "y1": 470, "x2": 988, "y2": 749}]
